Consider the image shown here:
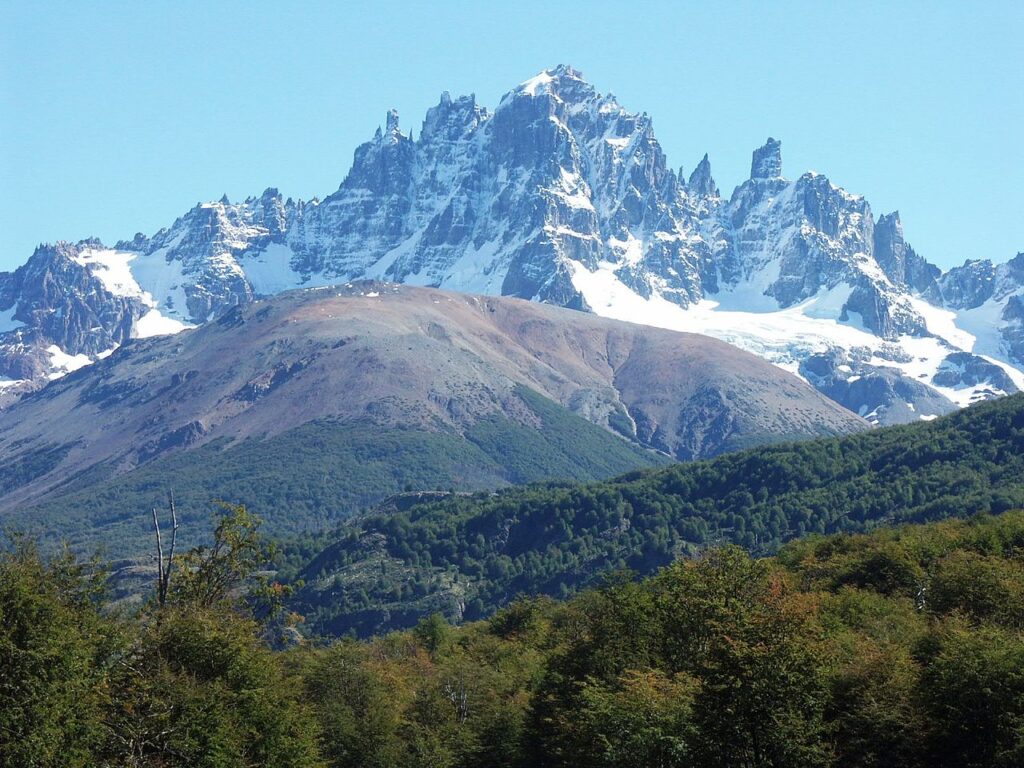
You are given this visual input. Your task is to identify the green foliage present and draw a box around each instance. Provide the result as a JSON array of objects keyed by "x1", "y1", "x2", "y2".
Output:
[
  {"x1": 293, "y1": 394, "x2": 1024, "y2": 635},
  {"x1": 0, "y1": 442, "x2": 74, "y2": 496},
  {"x1": 658, "y1": 550, "x2": 830, "y2": 767},
  {"x1": 527, "y1": 548, "x2": 830, "y2": 768},
  {"x1": 571, "y1": 670, "x2": 698, "y2": 768},
  {"x1": 290, "y1": 512, "x2": 1024, "y2": 768},
  {"x1": 171, "y1": 503, "x2": 275, "y2": 610},
  {"x1": 0, "y1": 509, "x2": 322, "y2": 767},
  {"x1": 5, "y1": 511, "x2": 1024, "y2": 767},
  {"x1": 0, "y1": 541, "x2": 116, "y2": 767},
  {"x1": 105, "y1": 607, "x2": 323, "y2": 768},
  {"x1": 465, "y1": 385, "x2": 669, "y2": 484},
  {"x1": 412, "y1": 613, "x2": 451, "y2": 653},
  {"x1": 915, "y1": 620, "x2": 1024, "y2": 767},
  {"x1": 298, "y1": 617, "x2": 549, "y2": 768}
]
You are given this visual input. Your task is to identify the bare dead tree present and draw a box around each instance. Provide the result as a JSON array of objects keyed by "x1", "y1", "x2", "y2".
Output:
[{"x1": 151, "y1": 491, "x2": 179, "y2": 607}]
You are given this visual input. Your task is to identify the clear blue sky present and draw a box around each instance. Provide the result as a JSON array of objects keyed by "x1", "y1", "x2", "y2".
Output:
[{"x1": 1, "y1": 0, "x2": 1021, "y2": 271}]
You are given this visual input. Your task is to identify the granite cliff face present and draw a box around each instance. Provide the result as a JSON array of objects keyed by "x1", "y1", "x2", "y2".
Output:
[
  {"x1": 1, "y1": 66, "x2": 1021, "y2": 423},
  {"x1": 0, "y1": 241, "x2": 155, "y2": 400}
]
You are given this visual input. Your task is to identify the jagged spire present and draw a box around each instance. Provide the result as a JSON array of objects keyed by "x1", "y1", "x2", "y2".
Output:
[
  {"x1": 751, "y1": 137, "x2": 782, "y2": 180},
  {"x1": 687, "y1": 153, "x2": 718, "y2": 197},
  {"x1": 385, "y1": 108, "x2": 400, "y2": 133},
  {"x1": 877, "y1": 210, "x2": 902, "y2": 229}
]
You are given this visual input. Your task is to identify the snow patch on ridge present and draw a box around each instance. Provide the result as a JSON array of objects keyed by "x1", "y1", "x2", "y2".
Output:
[
  {"x1": 569, "y1": 260, "x2": 1019, "y2": 408},
  {"x1": 518, "y1": 71, "x2": 555, "y2": 97},
  {"x1": 438, "y1": 237, "x2": 510, "y2": 295},
  {"x1": 73, "y1": 247, "x2": 194, "y2": 341},
  {"x1": 131, "y1": 245, "x2": 191, "y2": 321},
  {"x1": 74, "y1": 248, "x2": 148, "y2": 299},
  {"x1": 46, "y1": 345, "x2": 94, "y2": 379},
  {"x1": 134, "y1": 310, "x2": 190, "y2": 338},
  {"x1": 907, "y1": 296, "x2": 976, "y2": 351},
  {"x1": 241, "y1": 243, "x2": 305, "y2": 295},
  {"x1": 951, "y1": 296, "x2": 1018, "y2": 360}
]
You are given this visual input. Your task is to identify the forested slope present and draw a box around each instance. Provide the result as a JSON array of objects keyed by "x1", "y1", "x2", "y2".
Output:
[
  {"x1": 6, "y1": 510, "x2": 1024, "y2": 767},
  {"x1": 293, "y1": 394, "x2": 1024, "y2": 635}
]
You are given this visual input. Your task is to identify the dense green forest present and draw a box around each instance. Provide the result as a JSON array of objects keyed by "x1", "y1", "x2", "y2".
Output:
[
  {"x1": 290, "y1": 393, "x2": 1024, "y2": 635},
  {"x1": 4, "y1": 507, "x2": 1024, "y2": 767},
  {"x1": 7, "y1": 386, "x2": 667, "y2": 557}
]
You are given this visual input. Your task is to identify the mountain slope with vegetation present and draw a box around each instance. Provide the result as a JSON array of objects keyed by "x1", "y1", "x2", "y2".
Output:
[
  {"x1": 10, "y1": 388, "x2": 669, "y2": 556},
  {"x1": 0, "y1": 282, "x2": 863, "y2": 556},
  {"x1": 292, "y1": 393, "x2": 1024, "y2": 636}
]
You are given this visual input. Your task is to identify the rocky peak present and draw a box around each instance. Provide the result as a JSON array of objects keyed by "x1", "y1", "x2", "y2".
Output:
[
  {"x1": 1, "y1": 241, "x2": 148, "y2": 365},
  {"x1": 686, "y1": 153, "x2": 719, "y2": 198},
  {"x1": 341, "y1": 108, "x2": 416, "y2": 198},
  {"x1": 1002, "y1": 292, "x2": 1024, "y2": 369},
  {"x1": 1003, "y1": 252, "x2": 1024, "y2": 289},
  {"x1": 420, "y1": 92, "x2": 488, "y2": 144},
  {"x1": 115, "y1": 232, "x2": 150, "y2": 251},
  {"x1": 369, "y1": 108, "x2": 407, "y2": 144},
  {"x1": 251, "y1": 188, "x2": 288, "y2": 236},
  {"x1": 873, "y1": 211, "x2": 940, "y2": 295},
  {"x1": 938, "y1": 259, "x2": 998, "y2": 310},
  {"x1": 1005, "y1": 294, "x2": 1024, "y2": 321},
  {"x1": 550, "y1": 63, "x2": 583, "y2": 79},
  {"x1": 873, "y1": 211, "x2": 907, "y2": 283},
  {"x1": 938, "y1": 251, "x2": 1022, "y2": 316},
  {"x1": 750, "y1": 137, "x2": 783, "y2": 180}
]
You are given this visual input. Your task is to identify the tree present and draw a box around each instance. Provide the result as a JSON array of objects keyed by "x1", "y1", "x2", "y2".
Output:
[
  {"x1": 105, "y1": 608, "x2": 324, "y2": 767},
  {"x1": 103, "y1": 502, "x2": 323, "y2": 767},
  {"x1": 572, "y1": 669, "x2": 697, "y2": 768},
  {"x1": 413, "y1": 613, "x2": 451, "y2": 654},
  {"x1": 0, "y1": 541, "x2": 117, "y2": 768},
  {"x1": 652, "y1": 549, "x2": 831, "y2": 767},
  {"x1": 916, "y1": 620, "x2": 1024, "y2": 767},
  {"x1": 170, "y1": 503, "x2": 273, "y2": 610},
  {"x1": 151, "y1": 491, "x2": 180, "y2": 608}
]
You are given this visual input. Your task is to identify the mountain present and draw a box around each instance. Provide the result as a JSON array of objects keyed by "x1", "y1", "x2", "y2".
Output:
[
  {"x1": 289, "y1": 392, "x2": 1024, "y2": 637},
  {"x1": 1, "y1": 66, "x2": 1021, "y2": 421},
  {"x1": 0, "y1": 283, "x2": 863, "y2": 554}
]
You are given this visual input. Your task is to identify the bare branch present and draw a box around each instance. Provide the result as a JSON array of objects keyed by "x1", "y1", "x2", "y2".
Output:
[
  {"x1": 152, "y1": 492, "x2": 181, "y2": 608},
  {"x1": 152, "y1": 507, "x2": 165, "y2": 605},
  {"x1": 163, "y1": 491, "x2": 179, "y2": 605}
]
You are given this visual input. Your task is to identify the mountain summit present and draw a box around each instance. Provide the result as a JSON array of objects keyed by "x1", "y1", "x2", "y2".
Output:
[{"x1": 1, "y1": 66, "x2": 1021, "y2": 423}]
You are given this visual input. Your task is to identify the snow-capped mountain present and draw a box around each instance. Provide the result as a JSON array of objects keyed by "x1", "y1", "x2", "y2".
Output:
[{"x1": 2, "y1": 65, "x2": 1021, "y2": 423}]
